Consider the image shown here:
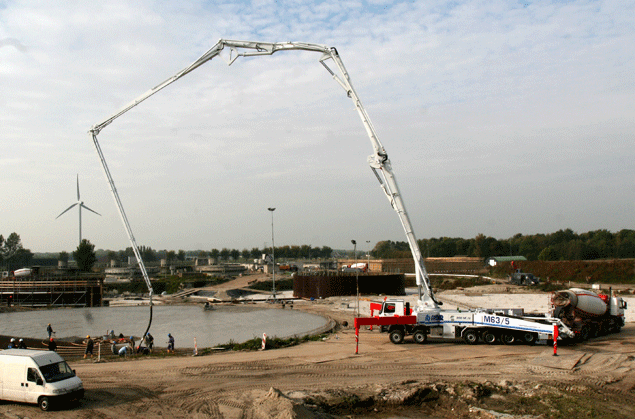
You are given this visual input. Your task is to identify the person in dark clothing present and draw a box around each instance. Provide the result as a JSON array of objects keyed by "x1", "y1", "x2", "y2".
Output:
[
  {"x1": 7, "y1": 338, "x2": 16, "y2": 349},
  {"x1": 47, "y1": 323, "x2": 53, "y2": 339},
  {"x1": 146, "y1": 332, "x2": 154, "y2": 352},
  {"x1": 84, "y1": 335, "x2": 94, "y2": 358},
  {"x1": 167, "y1": 333, "x2": 175, "y2": 353},
  {"x1": 17, "y1": 338, "x2": 27, "y2": 349},
  {"x1": 48, "y1": 338, "x2": 57, "y2": 352}
]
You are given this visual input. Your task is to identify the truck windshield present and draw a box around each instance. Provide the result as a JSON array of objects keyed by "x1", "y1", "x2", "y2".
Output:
[{"x1": 39, "y1": 361, "x2": 75, "y2": 383}]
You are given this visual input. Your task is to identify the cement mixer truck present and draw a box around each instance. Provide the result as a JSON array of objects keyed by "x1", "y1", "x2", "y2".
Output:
[{"x1": 551, "y1": 288, "x2": 627, "y2": 341}]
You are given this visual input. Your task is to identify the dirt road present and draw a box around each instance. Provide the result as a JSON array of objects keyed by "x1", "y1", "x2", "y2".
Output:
[{"x1": 2, "y1": 278, "x2": 634, "y2": 418}]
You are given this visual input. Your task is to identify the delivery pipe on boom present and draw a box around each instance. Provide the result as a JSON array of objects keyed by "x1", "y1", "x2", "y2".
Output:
[{"x1": 89, "y1": 40, "x2": 440, "y2": 338}]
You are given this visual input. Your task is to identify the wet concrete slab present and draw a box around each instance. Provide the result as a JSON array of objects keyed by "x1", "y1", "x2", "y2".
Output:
[{"x1": 0, "y1": 304, "x2": 330, "y2": 349}]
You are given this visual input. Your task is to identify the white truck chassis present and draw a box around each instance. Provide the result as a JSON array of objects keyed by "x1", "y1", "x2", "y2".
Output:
[{"x1": 355, "y1": 299, "x2": 575, "y2": 346}]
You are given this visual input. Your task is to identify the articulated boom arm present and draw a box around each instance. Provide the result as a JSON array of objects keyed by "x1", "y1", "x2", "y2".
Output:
[{"x1": 89, "y1": 39, "x2": 438, "y2": 308}]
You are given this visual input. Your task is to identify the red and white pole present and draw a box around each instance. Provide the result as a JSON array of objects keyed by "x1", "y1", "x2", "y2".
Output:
[
  {"x1": 354, "y1": 318, "x2": 359, "y2": 355},
  {"x1": 553, "y1": 325, "x2": 558, "y2": 356}
]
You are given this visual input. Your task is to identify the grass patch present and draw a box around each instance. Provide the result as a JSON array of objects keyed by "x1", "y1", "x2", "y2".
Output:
[{"x1": 215, "y1": 333, "x2": 327, "y2": 351}]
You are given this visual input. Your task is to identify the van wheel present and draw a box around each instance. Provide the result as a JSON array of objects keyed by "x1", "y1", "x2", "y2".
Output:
[
  {"x1": 389, "y1": 329, "x2": 405, "y2": 344},
  {"x1": 39, "y1": 396, "x2": 50, "y2": 411},
  {"x1": 413, "y1": 330, "x2": 427, "y2": 344}
]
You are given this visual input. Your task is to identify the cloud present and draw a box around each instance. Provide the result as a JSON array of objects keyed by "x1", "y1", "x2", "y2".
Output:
[
  {"x1": 0, "y1": 37, "x2": 27, "y2": 51},
  {"x1": 1, "y1": 0, "x2": 634, "y2": 253}
]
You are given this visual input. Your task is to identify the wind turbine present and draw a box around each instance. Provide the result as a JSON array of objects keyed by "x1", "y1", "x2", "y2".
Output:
[{"x1": 56, "y1": 174, "x2": 101, "y2": 245}]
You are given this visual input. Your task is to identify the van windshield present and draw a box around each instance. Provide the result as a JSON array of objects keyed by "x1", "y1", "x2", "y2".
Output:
[{"x1": 39, "y1": 361, "x2": 75, "y2": 383}]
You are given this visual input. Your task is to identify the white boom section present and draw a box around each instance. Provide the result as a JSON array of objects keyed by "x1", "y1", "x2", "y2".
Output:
[{"x1": 89, "y1": 39, "x2": 438, "y2": 307}]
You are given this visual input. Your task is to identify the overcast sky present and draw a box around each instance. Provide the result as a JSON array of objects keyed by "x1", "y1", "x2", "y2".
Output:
[{"x1": 1, "y1": 0, "x2": 633, "y2": 254}]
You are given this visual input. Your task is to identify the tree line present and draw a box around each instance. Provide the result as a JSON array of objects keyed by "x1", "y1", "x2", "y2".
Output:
[
  {"x1": 0, "y1": 233, "x2": 99, "y2": 273},
  {"x1": 371, "y1": 229, "x2": 635, "y2": 261},
  {"x1": 100, "y1": 244, "x2": 334, "y2": 263}
]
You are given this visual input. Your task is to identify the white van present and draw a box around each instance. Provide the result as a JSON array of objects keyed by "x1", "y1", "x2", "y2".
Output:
[{"x1": 0, "y1": 349, "x2": 84, "y2": 411}]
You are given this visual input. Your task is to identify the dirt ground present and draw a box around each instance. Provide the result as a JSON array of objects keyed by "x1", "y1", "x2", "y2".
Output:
[{"x1": 1, "y1": 275, "x2": 635, "y2": 418}]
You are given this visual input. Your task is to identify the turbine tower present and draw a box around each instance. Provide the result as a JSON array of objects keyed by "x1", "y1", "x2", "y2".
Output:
[{"x1": 56, "y1": 174, "x2": 101, "y2": 245}]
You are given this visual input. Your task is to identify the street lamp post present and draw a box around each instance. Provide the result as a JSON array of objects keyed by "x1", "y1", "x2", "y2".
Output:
[
  {"x1": 366, "y1": 240, "x2": 370, "y2": 272},
  {"x1": 352, "y1": 239, "x2": 359, "y2": 317},
  {"x1": 268, "y1": 207, "x2": 276, "y2": 301}
]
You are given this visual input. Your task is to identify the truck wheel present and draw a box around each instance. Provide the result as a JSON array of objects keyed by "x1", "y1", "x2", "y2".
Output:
[
  {"x1": 463, "y1": 329, "x2": 479, "y2": 345},
  {"x1": 483, "y1": 331, "x2": 497, "y2": 344},
  {"x1": 413, "y1": 330, "x2": 427, "y2": 344},
  {"x1": 39, "y1": 396, "x2": 50, "y2": 411},
  {"x1": 502, "y1": 333, "x2": 516, "y2": 345},
  {"x1": 523, "y1": 332, "x2": 537, "y2": 345},
  {"x1": 389, "y1": 329, "x2": 405, "y2": 344}
]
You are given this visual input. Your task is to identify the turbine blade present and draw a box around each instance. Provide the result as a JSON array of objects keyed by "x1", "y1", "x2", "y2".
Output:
[
  {"x1": 76, "y1": 174, "x2": 80, "y2": 201},
  {"x1": 56, "y1": 203, "x2": 78, "y2": 219},
  {"x1": 81, "y1": 203, "x2": 101, "y2": 216}
]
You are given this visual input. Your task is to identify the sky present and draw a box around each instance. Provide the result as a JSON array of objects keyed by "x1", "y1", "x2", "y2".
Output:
[{"x1": 1, "y1": 0, "x2": 634, "y2": 254}]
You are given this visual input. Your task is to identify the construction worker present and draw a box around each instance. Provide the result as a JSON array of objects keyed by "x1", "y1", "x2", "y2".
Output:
[
  {"x1": 17, "y1": 338, "x2": 27, "y2": 349},
  {"x1": 48, "y1": 337, "x2": 57, "y2": 352},
  {"x1": 167, "y1": 333, "x2": 175, "y2": 353},
  {"x1": 84, "y1": 335, "x2": 94, "y2": 359},
  {"x1": 146, "y1": 332, "x2": 154, "y2": 352}
]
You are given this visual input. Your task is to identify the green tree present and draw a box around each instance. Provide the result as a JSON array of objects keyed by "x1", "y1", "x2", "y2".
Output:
[
  {"x1": 250, "y1": 247, "x2": 261, "y2": 259},
  {"x1": 59, "y1": 251, "x2": 70, "y2": 263},
  {"x1": 220, "y1": 248, "x2": 230, "y2": 261},
  {"x1": 241, "y1": 248, "x2": 250, "y2": 260},
  {"x1": 209, "y1": 249, "x2": 220, "y2": 261},
  {"x1": 73, "y1": 239, "x2": 97, "y2": 272},
  {"x1": 289, "y1": 245, "x2": 301, "y2": 259},
  {"x1": 279, "y1": 245, "x2": 290, "y2": 259},
  {"x1": 2, "y1": 233, "x2": 22, "y2": 261},
  {"x1": 1, "y1": 232, "x2": 33, "y2": 270},
  {"x1": 320, "y1": 246, "x2": 333, "y2": 259},
  {"x1": 230, "y1": 249, "x2": 240, "y2": 261},
  {"x1": 616, "y1": 230, "x2": 635, "y2": 258},
  {"x1": 537, "y1": 246, "x2": 558, "y2": 261},
  {"x1": 373, "y1": 240, "x2": 410, "y2": 258},
  {"x1": 518, "y1": 236, "x2": 541, "y2": 260},
  {"x1": 139, "y1": 246, "x2": 157, "y2": 262},
  {"x1": 300, "y1": 245, "x2": 312, "y2": 259},
  {"x1": 472, "y1": 234, "x2": 486, "y2": 258}
]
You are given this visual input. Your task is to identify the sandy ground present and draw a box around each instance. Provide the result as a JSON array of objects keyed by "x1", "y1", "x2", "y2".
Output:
[{"x1": 2, "y1": 274, "x2": 635, "y2": 418}]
